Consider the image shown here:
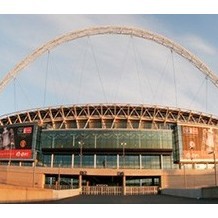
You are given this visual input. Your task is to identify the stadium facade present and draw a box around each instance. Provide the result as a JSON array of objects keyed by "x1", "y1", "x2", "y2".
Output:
[
  {"x1": 0, "y1": 104, "x2": 218, "y2": 194},
  {"x1": 1, "y1": 26, "x2": 218, "y2": 195}
]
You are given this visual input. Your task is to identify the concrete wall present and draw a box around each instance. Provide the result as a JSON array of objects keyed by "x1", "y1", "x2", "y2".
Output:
[
  {"x1": 0, "y1": 166, "x2": 45, "y2": 188},
  {"x1": 53, "y1": 188, "x2": 81, "y2": 200},
  {"x1": 161, "y1": 188, "x2": 202, "y2": 199},
  {"x1": 0, "y1": 165, "x2": 217, "y2": 189},
  {"x1": 161, "y1": 187, "x2": 218, "y2": 199},
  {"x1": 0, "y1": 185, "x2": 81, "y2": 203},
  {"x1": 202, "y1": 187, "x2": 218, "y2": 198}
]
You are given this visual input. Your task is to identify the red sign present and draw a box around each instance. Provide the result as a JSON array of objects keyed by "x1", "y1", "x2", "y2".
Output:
[
  {"x1": 23, "y1": 127, "x2": 32, "y2": 134},
  {"x1": 0, "y1": 149, "x2": 32, "y2": 159}
]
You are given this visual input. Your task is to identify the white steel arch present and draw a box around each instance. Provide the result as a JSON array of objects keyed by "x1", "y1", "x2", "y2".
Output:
[{"x1": 1, "y1": 25, "x2": 218, "y2": 93}]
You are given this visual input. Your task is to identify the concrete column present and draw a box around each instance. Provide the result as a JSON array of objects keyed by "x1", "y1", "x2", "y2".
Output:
[
  {"x1": 51, "y1": 154, "x2": 54, "y2": 168},
  {"x1": 79, "y1": 174, "x2": 82, "y2": 188},
  {"x1": 94, "y1": 154, "x2": 96, "y2": 168},
  {"x1": 71, "y1": 154, "x2": 74, "y2": 168},
  {"x1": 160, "y1": 154, "x2": 163, "y2": 169},
  {"x1": 117, "y1": 154, "x2": 119, "y2": 169},
  {"x1": 123, "y1": 174, "x2": 126, "y2": 195},
  {"x1": 139, "y1": 154, "x2": 142, "y2": 169}
]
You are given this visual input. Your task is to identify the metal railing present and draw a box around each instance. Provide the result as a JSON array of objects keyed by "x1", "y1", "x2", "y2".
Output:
[
  {"x1": 82, "y1": 186, "x2": 159, "y2": 195},
  {"x1": 82, "y1": 186, "x2": 123, "y2": 195},
  {"x1": 126, "y1": 186, "x2": 159, "y2": 195}
]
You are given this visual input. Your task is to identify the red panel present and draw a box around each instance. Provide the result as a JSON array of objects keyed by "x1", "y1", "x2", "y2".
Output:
[{"x1": 0, "y1": 149, "x2": 32, "y2": 159}]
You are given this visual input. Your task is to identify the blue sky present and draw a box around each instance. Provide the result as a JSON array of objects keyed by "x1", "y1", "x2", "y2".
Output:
[{"x1": 1, "y1": 14, "x2": 218, "y2": 117}]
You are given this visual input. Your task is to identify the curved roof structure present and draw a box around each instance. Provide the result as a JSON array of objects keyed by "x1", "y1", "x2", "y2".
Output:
[
  {"x1": 1, "y1": 25, "x2": 218, "y2": 95},
  {"x1": 0, "y1": 104, "x2": 218, "y2": 129}
]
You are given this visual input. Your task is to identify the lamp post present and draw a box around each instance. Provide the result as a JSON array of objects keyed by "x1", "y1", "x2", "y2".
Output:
[
  {"x1": 189, "y1": 141, "x2": 195, "y2": 169},
  {"x1": 58, "y1": 160, "x2": 62, "y2": 190},
  {"x1": 78, "y1": 141, "x2": 84, "y2": 168},
  {"x1": 208, "y1": 150, "x2": 217, "y2": 186},
  {"x1": 121, "y1": 142, "x2": 126, "y2": 168},
  {"x1": 32, "y1": 150, "x2": 38, "y2": 187}
]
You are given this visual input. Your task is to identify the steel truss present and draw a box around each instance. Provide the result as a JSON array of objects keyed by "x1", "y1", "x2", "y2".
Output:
[{"x1": 0, "y1": 104, "x2": 218, "y2": 129}]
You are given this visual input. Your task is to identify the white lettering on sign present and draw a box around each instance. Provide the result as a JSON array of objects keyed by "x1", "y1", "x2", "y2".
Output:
[
  {"x1": 15, "y1": 151, "x2": 29, "y2": 157},
  {"x1": 183, "y1": 126, "x2": 198, "y2": 135}
]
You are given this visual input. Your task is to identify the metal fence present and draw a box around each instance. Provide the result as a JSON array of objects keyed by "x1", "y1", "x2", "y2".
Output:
[
  {"x1": 44, "y1": 184, "x2": 159, "y2": 195},
  {"x1": 126, "y1": 186, "x2": 159, "y2": 195},
  {"x1": 82, "y1": 186, "x2": 123, "y2": 195},
  {"x1": 82, "y1": 186, "x2": 159, "y2": 195}
]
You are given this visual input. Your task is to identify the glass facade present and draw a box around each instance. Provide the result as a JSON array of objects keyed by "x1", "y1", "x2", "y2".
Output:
[
  {"x1": 40, "y1": 129, "x2": 173, "y2": 150},
  {"x1": 53, "y1": 155, "x2": 72, "y2": 167},
  {"x1": 41, "y1": 154, "x2": 173, "y2": 169},
  {"x1": 96, "y1": 155, "x2": 117, "y2": 168},
  {"x1": 126, "y1": 177, "x2": 160, "y2": 186},
  {"x1": 141, "y1": 155, "x2": 160, "y2": 169},
  {"x1": 39, "y1": 129, "x2": 174, "y2": 169}
]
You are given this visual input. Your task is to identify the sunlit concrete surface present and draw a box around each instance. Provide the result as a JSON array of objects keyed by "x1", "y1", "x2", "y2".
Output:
[{"x1": 25, "y1": 194, "x2": 218, "y2": 204}]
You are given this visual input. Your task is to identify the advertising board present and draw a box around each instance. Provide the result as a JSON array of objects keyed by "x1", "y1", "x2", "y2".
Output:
[
  {"x1": 181, "y1": 125, "x2": 218, "y2": 160},
  {"x1": 0, "y1": 124, "x2": 36, "y2": 160}
]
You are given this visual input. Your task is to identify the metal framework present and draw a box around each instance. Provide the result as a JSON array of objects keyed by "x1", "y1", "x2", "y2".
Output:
[
  {"x1": 1, "y1": 25, "x2": 218, "y2": 94},
  {"x1": 0, "y1": 104, "x2": 218, "y2": 129}
]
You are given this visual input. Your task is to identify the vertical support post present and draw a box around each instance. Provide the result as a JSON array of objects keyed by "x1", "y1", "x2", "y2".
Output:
[
  {"x1": 208, "y1": 150, "x2": 217, "y2": 186},
  {"x1": 117, "y1": 154, "x2": 119, "y2": 169},
  {"x1": 213, "y1": 152, "x2": 217, "y2": 186},
  {"x1": 123, "y1": 174, "x2": 126, "y2": 195},
  {"x1": 71, "y1": 154, "x2": 74, "y2": 168},
  {"x1": 57, "y1": 164, "x2": 61, "y2": 190},
  {"x1": 51, "y1": 154, "x2": 54, "y2": 168},
  {"x1": 121, "y1": 142, "x2": 126, "y2": 169},
  {"x1": 160, "y1": 154, "x2": 163, "y2": 169},
  {"x1": 139, "y1": 154, "x2": 142, "y2": 169},
  {"x1": 79, "y1": 141, "x2": 83, "y2": 168},
  {"x1": 79, "y1": 174, "x2": 82, "y2": 189},
  {"x1": 183, "y1": 163, "x2": 187, "y2": 188},
  {"x1": 94, "y1": 154, "x2": 96, "y2": 168}
]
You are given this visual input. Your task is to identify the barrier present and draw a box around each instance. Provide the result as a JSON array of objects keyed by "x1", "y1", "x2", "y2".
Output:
[{"x1": 82, "y1": 186, "x2": 159, "y2": 195}]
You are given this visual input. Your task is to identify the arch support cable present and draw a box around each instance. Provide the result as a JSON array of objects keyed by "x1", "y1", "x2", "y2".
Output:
[{"x1": 1, "y1": 25, "x2": 218, "y2": 94}]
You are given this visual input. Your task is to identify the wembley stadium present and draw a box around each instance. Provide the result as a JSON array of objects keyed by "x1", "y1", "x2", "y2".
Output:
[{"x1": 0, "y1": 26, "x2": 218, "y2": 198}]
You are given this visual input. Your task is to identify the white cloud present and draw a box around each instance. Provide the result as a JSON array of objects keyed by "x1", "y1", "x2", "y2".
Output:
[
  {"x1": 181, "y1": 34, "x2": 217, "y2": 56},
  {"x1": 1, "y1": 15, "x2": 218, "y2": 117}
]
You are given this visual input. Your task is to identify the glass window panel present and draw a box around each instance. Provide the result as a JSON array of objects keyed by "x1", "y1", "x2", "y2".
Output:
[
  {"x1": 96, "y1": 155, "x2": 106, "y2": 168},
  {"x1": 53, "y1": 155, "x2": 72, "y2": 167},
  {"x1": 43, "y1": 154, "x2": 51, "y2": 167},
  {"x1": 162, "y1": 155, "x2": 172, "y2": 169},
  {"x1": 141, "y1": 155, "x2": 160, "y2": 169},
  {"x1": 82, "y1": 155, "x2": 94, "y2": 168},
  {"x1": 74, "y1": 155, "x2": 80, "y2": 168},
  {"x1": 120, "y1": 155, "x2": 139, "y2": 169},
  {"x1": 96, "y1": 155, "x2": 117, "y2": 169},
  {"x1": 40, "y1": 129, "x2": 173, "y2": 151}
]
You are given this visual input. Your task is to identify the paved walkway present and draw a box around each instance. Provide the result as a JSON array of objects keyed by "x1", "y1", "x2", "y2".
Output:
[{"x1": 31, "y1": 194, "x2": 218, "y2": 204}]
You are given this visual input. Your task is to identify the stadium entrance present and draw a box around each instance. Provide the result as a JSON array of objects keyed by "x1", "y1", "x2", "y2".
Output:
[{"x1": 44, "y1": 174, "x2": 160, "y2": 195}]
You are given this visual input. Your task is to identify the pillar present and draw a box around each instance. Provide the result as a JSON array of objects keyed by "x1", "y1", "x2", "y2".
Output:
[
  {"x1": 94, "y1": 154, "x2": 96, "y2": 168},
  {"x1": 51, "y1": 154, "x2": 54, "y2": 168},
  {"x1": 79, "y1": 174, "x2": 82, "y2": 189},
  {"x1": 123, "y1": 174, "x2": 126, "y2": 195},
  {"x1": 71, "y1": 154, "x2": 74, "y2": 168}
]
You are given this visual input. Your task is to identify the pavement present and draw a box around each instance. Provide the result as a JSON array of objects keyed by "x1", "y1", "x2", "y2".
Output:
[{"x1": 28, "y1": 194, "x2": 218, "y2": 204}]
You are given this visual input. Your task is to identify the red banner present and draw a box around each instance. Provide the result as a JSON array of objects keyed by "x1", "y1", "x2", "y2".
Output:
[{"x1": 0, "y1": 149, "x2": 32, "y2": 159}]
